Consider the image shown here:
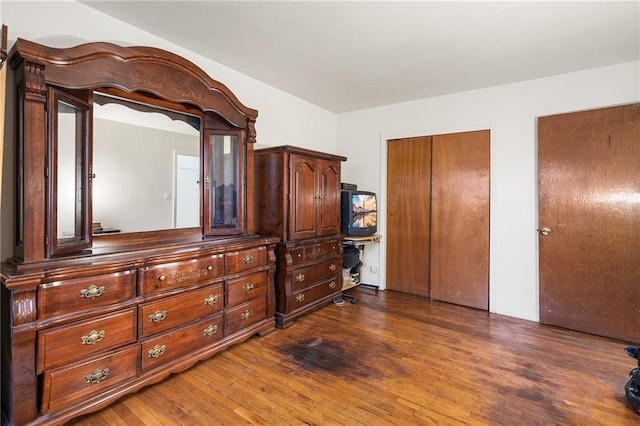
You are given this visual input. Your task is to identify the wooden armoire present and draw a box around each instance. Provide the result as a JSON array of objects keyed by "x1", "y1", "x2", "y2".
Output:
[
  {"x1": 254, "y1": 146, "x2": 346, "y2": 328},
  {"x1": 1, "y1": 38, "x2": 278, "y2": 425}
]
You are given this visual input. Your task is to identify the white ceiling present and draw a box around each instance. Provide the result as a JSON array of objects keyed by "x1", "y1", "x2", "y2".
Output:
[{"x1": 80, "y1": 1, "x2": 640, "y2": 113}]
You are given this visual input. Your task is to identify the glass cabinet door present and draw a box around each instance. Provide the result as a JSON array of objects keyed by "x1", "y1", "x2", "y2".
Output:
[
  {"x1": 48, "y1": 89, "x2": 91, "y2": 255},
  {"x1": 204, "y1": 131, "x2": 245, "y2": 235}
]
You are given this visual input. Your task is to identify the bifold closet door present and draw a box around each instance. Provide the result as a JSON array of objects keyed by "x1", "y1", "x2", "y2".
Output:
[
  {"x1": 538, "y1": 103, "x2": 640, "y2": 342},
  {"x1": 430, "y1": 130, "x2": 490, "y2": 310},
  {"x1": 386, "y1": 136, "x2": 432, "y2": 297}
]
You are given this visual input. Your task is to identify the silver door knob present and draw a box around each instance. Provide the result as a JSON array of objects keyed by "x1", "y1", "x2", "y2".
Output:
[{"x1": 539, "y1": 227, "x2": 551, "y2": 236}]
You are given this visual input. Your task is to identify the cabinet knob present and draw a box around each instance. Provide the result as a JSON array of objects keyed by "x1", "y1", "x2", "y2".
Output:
[
  {"x1": 158, "y1": 275, "x2": 167, "y2": 282},
  {"x1": 203, "y1": 324, "x2": 218, "y2": 336},
  {"x1": 296, "y1": 273, "x2": 305, "y2": 282},
  {"x1": 329, "y1": 264, "x2": 337, "y2": 271},
  {"x1": 207, "y1": 265, "x2": 213, "y2": 271},
  {"x1": 242, "y1": 255, "x2": 254, "y2": 264},
  {"x1": 149, "y1": 310, "x2": 167, "y2": 323},
  {"x1": 81, "y1": 329, "x2": 106, "y2": 345},
  {"x1": 80, "y1": 284, "x2": 105, "y2": 299},
  {"x1": 241, "y1": 309, "x2": 253, "y2": 320},
  {"x1": 85, "y1": 367, "x2": 109, "y2": 385},
  {"x1": 296, "y1": 293, "x2": 305, "y2": 303},
  {"x1": 329, "y1": 281, "x2": 337, "y2": 289},
  {"x1": 147, "y1": 344, "x2": 166, "y2": 358},
  {"x1": 204, "y1": 295, "x2": 219, "y2": 305},
  {"x1": 243, "y1": 283, "x2": 255, "y2": 293}
]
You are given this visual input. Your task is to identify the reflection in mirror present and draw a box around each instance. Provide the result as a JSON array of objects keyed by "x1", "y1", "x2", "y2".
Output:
[
  {"x1": 92, "y1": 93, "x2": 201, "y2": 234},
  {"x1": 57, "y1": 100, "x2": 85, "y2": 242}
]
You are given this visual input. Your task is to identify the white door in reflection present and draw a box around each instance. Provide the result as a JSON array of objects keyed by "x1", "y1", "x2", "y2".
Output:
[{"x1": 175, "y1": 154, "x2": 200, "y2": 228}]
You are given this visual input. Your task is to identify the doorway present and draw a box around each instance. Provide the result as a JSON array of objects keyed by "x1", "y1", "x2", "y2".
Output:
[
  {"x1": 386, "y1": 130, "x2": 490, "y2": 310},
  {"x1": 175, "y1": 153, "x2": 200, "y2": 228}
]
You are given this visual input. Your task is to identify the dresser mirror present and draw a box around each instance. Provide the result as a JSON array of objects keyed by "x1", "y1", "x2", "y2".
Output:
[{"x1": 92, "y1": 92, "x2": 201, "y2": 234}]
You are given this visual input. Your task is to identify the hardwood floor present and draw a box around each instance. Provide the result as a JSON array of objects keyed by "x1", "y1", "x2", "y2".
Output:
[{"x1": 68, "y1": 287, "x2": 640, "y2": 425}]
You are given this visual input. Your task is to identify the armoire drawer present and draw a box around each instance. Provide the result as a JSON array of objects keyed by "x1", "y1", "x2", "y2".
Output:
[
  {"x1": 305, "y1": 240, "x2": 341, "y2": 262},
  {"x1": 38, "y1": 270, "x2": 136, "y2": 320},
  {"x1": 290, "y1": 258, "x2": 340, "y2": 291},
  {"x1": 291, "y1": 278, "x2": 341, "y2": 310},
  {"x1": 140, "y1": 254, "x2": 224, "y2": 295},
  {"x1": 37, "y1": 307, "x2": 137, "y2": 373},
  {"x1": 41, "y1": 344, "x2": 139, "y2": 415},
  {"x1": 138, "y1": 283, "x2": 223, "y2": 338},
  {"x1": 225, "y1": 246, "x2": 267, "y2": 274},
  {"x1": 225, "y1": 298, "x2": 267, "y2": 335},
  {"x1": 226, "y1": 271, "x2": 268, "y2": 308},
  {"x1": 140, "y1": 313, "x2": 224, "y2": 371}
]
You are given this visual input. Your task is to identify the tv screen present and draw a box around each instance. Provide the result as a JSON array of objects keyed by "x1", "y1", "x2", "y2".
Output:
[{"x1": 341, "y1": 190, "x2": 377, "y2": 236}]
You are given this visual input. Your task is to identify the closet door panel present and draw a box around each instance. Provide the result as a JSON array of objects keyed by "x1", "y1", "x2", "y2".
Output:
[
  {"x1": 430, "y1": 130, "x2": 490, "y2": 310},
  {"x1": 386, "y1": 136, "x2": 432, "y2": 297}
]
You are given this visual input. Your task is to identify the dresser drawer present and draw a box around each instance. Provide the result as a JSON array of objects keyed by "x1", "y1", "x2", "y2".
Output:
[
  {"x1": 290, "y1": 258, "x2": 340, "y2": 291},
  {"x1": 140, "y1": 254, "x2": 224, "y2": 295},
  {"x1": 225, "y1": 246, "x2": 267, "y2": 274},
  {"x1": 291, "y1": 278, "x2": 341, "y2": 310},
  {"x1": 225, "y1": 298, "x2": 267, "y2": 335},
  {"x1": 39, "y1": 270, "x2": 136, "y2": 319},
  {"x1": 41, "y1": 344, "x2": 139, "y2": 415},
  {"x1": 141, "y1": 313, "x2": 224, "y2": 371},
  {"x1": 226, "y1": 271, "x2": 268, "y2": 308},
  {"x1": 138, "y1": 283, "x2": 223, "y2": 338},
  {"x1": 37, "y1": 307, "x2": 137, "y2": 373}
]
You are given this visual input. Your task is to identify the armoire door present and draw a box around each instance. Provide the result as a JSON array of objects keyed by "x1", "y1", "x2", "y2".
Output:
[
  {"x1": 289, "y1": 153, "x2": 318, "y2": 240},
  {"x1": 317, "y1": 158, "x2": 341, "y2": 236},
  {"x1": 430, "y1": 131, "x2": 490, "y2": 310},
  {"x1": 538, "y1": 103, "x2": 640, "y2": 342},
  {"x1": 386, "y1": 136, "x2": 432, "y2": 297}
]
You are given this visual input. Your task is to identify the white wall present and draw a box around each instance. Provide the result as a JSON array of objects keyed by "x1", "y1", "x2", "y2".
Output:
[{"x1": 337, "y1": 61, "x2": 640, "y2": 322}]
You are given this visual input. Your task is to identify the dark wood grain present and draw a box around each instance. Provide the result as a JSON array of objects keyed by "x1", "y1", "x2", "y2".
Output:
[{"x1": 68, "y1": 287, "x2": 640, "y2": 425}]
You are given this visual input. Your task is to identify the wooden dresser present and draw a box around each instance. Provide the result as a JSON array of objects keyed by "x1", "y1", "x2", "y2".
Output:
[
  {"x1": 1, "y1": 38, "x2": 278, "y2": 425},
  {"x1": 254, "y1": 146, "x2": 346, "y2": 328}
]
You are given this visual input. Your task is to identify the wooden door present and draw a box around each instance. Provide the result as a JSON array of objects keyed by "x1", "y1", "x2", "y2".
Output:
[
  {"x1": 289, "y1": 154, "x2": 317, "y2": 240},
  {"x1": 430, "y1": 131, "x2": 490, "y2": 310},
  {"x1": 317, "y1": 159, "x2": 341, "y2": 236},
  {"x1": 538, "y1": 104, "x2": 640, "y2": 342},
  {"x1": 386, "y1": 136, "x2": 432, "y2": 296}
]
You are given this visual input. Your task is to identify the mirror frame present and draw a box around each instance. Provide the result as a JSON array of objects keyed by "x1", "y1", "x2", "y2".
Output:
[{"x1": 10, "y1": 39, "x2": 258, "y2": 263}]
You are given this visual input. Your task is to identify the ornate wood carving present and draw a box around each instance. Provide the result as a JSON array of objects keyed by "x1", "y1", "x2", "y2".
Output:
[{"x1": 12, "y1": 290, "x2": 37, "y2": 325}]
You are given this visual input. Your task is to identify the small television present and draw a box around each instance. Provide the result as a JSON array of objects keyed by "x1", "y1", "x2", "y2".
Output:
[{"x1": 341, "y1": 190, "x2": 378, "y2": 237}]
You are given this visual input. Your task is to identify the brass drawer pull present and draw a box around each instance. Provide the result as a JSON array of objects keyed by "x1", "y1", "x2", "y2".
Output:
[
  {"x1": 297, "y1": 253, "x2": 302, "y2": 258},
  {"x1": 204, "y1": 295, "x2": 219, "y2": 305},
  {"x1": 148, "y1": 344, "x2": 166, "y2": 358},
  {"x1": 207, "y1": 265, "x2": 213, "y2": 271},
  {"x1": 296, "y1": 294, "x2": 305, "y2": 303},
  {"x1": 85, "y1": 367, "x2": 110, "y2": 384},
  {"x1": 242, "y1": 255, "x2": 254, "y2": 264},
  {"x1": 158, "y1": 275, "x2": 167, "y2": 281},
  {"x1": 204, "y1": 324, "x2": 218, "y2": 336},
  {"x1": 329, "y1": 281, "x2": 337, "y2": 289},
  {"x1": 240, "y1": 309, "x2": 253, "y2": 320},
  {"x1": 243, "y1": 283, "x2": 255, "y2": 293},
  {"x1": 296, "y1": 273, "x2": 305, "y2": 282},
  {"x1": 149, "y1": 310, "x2": 167, "y2": 323},
  {"x1": 329, "y1": 264, "x2": 337, "y2": 271},
  {"x1": 80, "y1": 284, "x2": 105, "y2": 299},
  {"x1": 81, "y1": 330, "x2": 105, "y2": 345}
]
